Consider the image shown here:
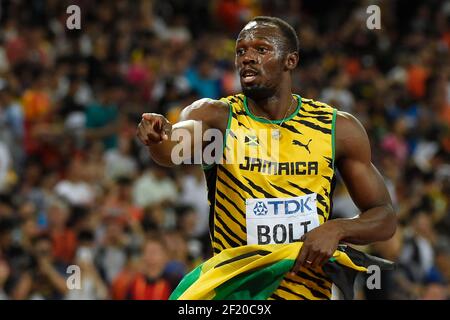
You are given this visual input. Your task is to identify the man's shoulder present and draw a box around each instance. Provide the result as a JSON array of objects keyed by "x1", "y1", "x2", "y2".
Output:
[
  {"x1": 186, "y1": 97, "x2": 230, "y2": 112},
  {"x1": 179, "y1": 97, "x2": 230, "y2": 131}
]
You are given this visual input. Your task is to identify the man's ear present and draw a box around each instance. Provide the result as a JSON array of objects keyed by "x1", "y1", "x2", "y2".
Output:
[{"x1": 285, "y1": 52, "x2": 299, "y2": 71}]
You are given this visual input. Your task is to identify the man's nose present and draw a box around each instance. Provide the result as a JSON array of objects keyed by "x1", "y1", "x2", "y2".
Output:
[{"x1": 242, "y1": 51, "x2": 257, "y2": 65}]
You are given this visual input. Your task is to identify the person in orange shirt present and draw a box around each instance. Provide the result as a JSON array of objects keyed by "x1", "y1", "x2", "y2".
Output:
[
  {"x1": 46, "y1": 199, "x2": 77, "y2": 265},
  {"x1": 126, "y1": 236, "x2": 172, "y2": 300},
  {"x1": 407, "y1": 63, "x2": 428, "y2": 99},
  {"x1": 111, "y1": 250, "x2": 142, "y2": 300}
]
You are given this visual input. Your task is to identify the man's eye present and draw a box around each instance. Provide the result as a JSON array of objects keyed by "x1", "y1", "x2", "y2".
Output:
[
  {"x1": 236, "y1": 49, "x2": 245, "y2": 56},
  {"x1": 257, "y1": 47, "x2": 268, "y2": 53}
]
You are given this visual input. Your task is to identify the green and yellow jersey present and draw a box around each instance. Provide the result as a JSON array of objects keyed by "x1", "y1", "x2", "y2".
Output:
[{"x1": 203, "y1": 93, "x2": 338, "y2": 299}]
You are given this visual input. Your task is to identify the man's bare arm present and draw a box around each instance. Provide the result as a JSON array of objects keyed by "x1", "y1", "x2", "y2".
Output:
[
  {"x1": 331, "y1": 111, "x2": 396, "y2": 244},
  {"x1": 136, "y1": 98, "x2": 229, "y2": 167}
]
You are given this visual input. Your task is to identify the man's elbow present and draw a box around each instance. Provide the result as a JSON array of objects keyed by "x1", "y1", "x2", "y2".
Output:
[{"x1": 380, "y1": 204, "x2": 397, "y2": 241}]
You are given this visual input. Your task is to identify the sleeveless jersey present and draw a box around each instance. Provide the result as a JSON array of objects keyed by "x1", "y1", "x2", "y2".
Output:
[{"x1": 203, "y1": 93, "x2": 337, "y2": 300}]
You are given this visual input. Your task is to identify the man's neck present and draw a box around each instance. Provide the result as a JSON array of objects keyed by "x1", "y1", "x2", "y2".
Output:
[{"x1": 247, "y1": 85, "x2": 294, "y2": 120}]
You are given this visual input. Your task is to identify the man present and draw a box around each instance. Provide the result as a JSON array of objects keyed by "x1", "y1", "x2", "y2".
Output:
[{"x1": 136, "y1": 16, "x2": 396, "y2": 300}]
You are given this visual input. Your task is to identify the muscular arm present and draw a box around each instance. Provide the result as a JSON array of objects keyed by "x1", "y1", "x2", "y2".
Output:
[
  {"x1": 332, "y1": 111, "x2": 397, "y2": 244},
  {"x1": 292, "y1": 111, "x2": 396, "y2": 270},
  {"x1": 137, "y1": 98, "x2": 229, "y2": 167}
]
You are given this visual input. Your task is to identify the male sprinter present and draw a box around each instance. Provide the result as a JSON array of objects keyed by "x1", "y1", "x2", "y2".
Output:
[{"x1": 136, "y1": 16, "x2": 396, "y2": 300}]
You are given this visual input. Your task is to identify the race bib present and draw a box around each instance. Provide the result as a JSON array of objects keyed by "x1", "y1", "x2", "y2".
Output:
[{"x1": 246, "y1": 194, "x2": 320, "y2": 245}]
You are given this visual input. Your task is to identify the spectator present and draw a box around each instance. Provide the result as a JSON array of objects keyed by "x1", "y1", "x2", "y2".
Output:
[
  {"x1": 14, "y1": 234, "x2": 68, "y2": 300},
  {"x1": 126, "y1": 236, "x2": 172, "y2": 300},
  {"x1": 84, "y1": 80, "x2": 121, "y2": 150},
  {"x1": 54, "y1": 158, "x2": 96, "y2": 207},
  {"x1": 65, "y1": 230, "x2": 109, "y2": 300},
  {"x1": 95, "y1": 217, "x2": 129, "y2": 284},
  {"x1": 132, "y1": 167, "x2": 177, "y2": 209},
  {"x1": 46, "y1": 198, "x2": 77, "y2": 265}
]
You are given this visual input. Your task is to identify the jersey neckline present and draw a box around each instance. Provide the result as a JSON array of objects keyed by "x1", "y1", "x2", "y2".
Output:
[{"x1": 243, "y1": 94, "x2": 302, "y2": 124}]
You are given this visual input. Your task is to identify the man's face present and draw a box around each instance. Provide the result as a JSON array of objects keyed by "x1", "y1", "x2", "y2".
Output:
[{"x1": 235, "y1": 22, "x2": 287, "y2": 99}]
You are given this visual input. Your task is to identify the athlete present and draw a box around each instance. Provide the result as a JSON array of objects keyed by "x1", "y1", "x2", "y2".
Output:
[{"x1": 136, "y1": 16, "x2": 396, "y2": 300}]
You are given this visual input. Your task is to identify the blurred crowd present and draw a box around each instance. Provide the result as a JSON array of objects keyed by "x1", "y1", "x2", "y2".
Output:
[{"x1": 0, "y1": 0, "x2": 449, "y2": 300}]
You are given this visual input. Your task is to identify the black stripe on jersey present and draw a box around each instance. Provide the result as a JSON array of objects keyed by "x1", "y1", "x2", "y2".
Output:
[
  {"x1": 322, "y1": 175, "x2": 333, "y2": 183},
  {"x1": 215, "y1": 211, "x2": 245, "y2": 246},
  {"x1": 316, "y1": 206, "x2": 325, "y2": 219},
  {"x1": 297, "y1": 109, "x2": 333, "y2": 124},
  {"x1": 243, "y1": 177, "x2": 276, "y2": 198},
  {"x1": 229, "y1": 96, "x2": 238, "y2": 104},
  {"x1": 217, "y1": 176, "x2": 246, "y2": 202},
  {"x1": 298, "y1": 114, "x2": 332, "y2": 125},
  {"x1": 283, "y1": 278, "x2": 330, "y2": 299},
  {"x1": 280, "y1": 122, "x2": 303, "y2": 135},
  {"x1": 303, "y1": 100, "x2": 328, "y2": 109},
  {"x1": 298, "y1": 107, "x2": 333, "y2": 116},
  {"x1": 219, "y1": 166, "x2": 259, "y2": 198},
  {"x1": 322, "y1": 186, "x2": 330, "y2": 198},
  {"x1": 235, "y1": 110, "x2": 247, "y2": 116},
  {"x1": 277, "y1": 285, "x2": 309, "y2": 300},
  {"x1": 215, "y1": 197, "x2": 246, "y2": 233},
  {"x1": 323, "y1": 156, "x2": 333, "y2": 169},
  {"x1": 236, "y1": 95, "x2": 245, "y2": 103},
  {"x1": 215, "y1": 249, "x2": 271, "y2": 268},
  {"x1": 303, "y1": 268, "x2": 332, "y2": 286},
  {"x1": 293, "y1": 271, "x2": 332, "y2": 293},
  {"x1": 237, "y1": 122, "x2": 250, "y2": 130},
  {"x1": 317, "y1": 193, "x2": 329, "y2": 214},
  {"x1": 232, "y1": 113, "x2": 250, "y2": 130},
  {"x1": 269, "y1": 182, "x2": 297, "y2": 197},
  {"x1": 270, "y1": 293, "x2": 286, "y2": 300},
  {"x1": 213, "y1": 237, "x2": 226, "y2": 252},
  {"x1": 216, "y1": 188, "x2": 245, "y2": 218},
  {"x1": 294, "y1": 119, "x2": 331, "y2": 135},
  {"x1": 287, "y1": 181, "x2": 314, "y2": 195},
  {"x1": 213, "y1": 247, "x2": 221, "y2": 254},
  {"x1": 214, "y1": 216, "x2": 242, "y2": 248}
]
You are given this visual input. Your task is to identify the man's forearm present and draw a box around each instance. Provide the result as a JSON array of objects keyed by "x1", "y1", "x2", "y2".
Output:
[
  {"x1": 147, "y1": 141, "x2": 178, "y2": 167},
  {"x1": 147, "y1": 120, "x2": 204, "y2": 167},
  {"x1": 330, "y1": 204, "x2": 397, "y2": 245}
]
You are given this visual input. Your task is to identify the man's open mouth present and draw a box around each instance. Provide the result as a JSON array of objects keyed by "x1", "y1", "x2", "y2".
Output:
[{"x1": 241, "y1": 69, "x2": 258, "y2": 83}]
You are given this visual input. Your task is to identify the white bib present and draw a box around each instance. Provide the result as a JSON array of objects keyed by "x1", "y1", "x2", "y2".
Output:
[{"x1": 246, "y1": 194, "x2": 320, "y2": 245}]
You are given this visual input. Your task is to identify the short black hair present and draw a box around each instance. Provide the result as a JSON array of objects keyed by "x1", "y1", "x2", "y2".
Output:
[{"x1": 250, "y1": 16, "x2": 299, "y2": 54}]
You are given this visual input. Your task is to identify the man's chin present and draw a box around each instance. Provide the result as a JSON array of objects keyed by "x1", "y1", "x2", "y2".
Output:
[{"x1": 241, "y1": 84, "x2": 274, "y2": 100}]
